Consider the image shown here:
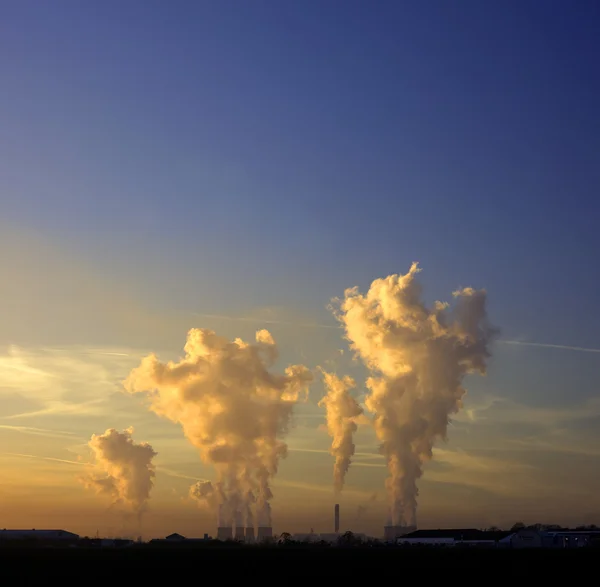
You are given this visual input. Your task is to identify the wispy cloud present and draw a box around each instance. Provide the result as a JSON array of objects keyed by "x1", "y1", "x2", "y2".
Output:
[
  {"x1": 2, "y1": 399, "x2": 108, "y2": 421},
  {"x1": 423, "y1": 447, "x2": 539, "y2": 497},
  {"x1": 273, "y1": 477, "x2": 376, "y2": 499},
  {"x1": 504, "y1": 436, "x2": 600, "y2": 458},
  {"x1": 0, "y1": 345, "x2": 145, "y2": 421},
  {"x1": 0, "y1": 424, "x2": 82, "y2": 439},
  {"x1": 351, "y1": 461, "x2": 385, "y2": 468},
  {"x1": 156, "y1": 466, "x2": 206, "y2": 482},
  {"x1": 432, "y1": 447, "x2": 534, "y2": 474},
  {"x1": 457, "y1": 395, "x2": 600, "y2": 427}
]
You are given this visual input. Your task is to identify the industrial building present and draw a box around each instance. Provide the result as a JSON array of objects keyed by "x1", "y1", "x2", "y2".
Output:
[
  {"x1": 214, "y1": 501, "x2": 272, "y2": 542},
  {"x1": 216, "y1": 522, "x2": 272, "y2": 542},
  {"x1": 0, "y1": 529, "x2": 79, "y2": 542},
  {"x1": 398, "y1": 529, "x2": 513, "y2": 547},
  {"x1": 397, "y1": 528, "x2": 600, "y2": 548},
  {"x1": 149, "y1": 533, "x2": 211, "y2": 545},
  {"x1": 290, "y1": 504, "x2": 369, "y2": 543},
  {"x1": 291, "y1": 531, "x2": 367, "y2": 544},
  {"x1": 515, "y1": 529, "x2": 600, "y2": 549}
]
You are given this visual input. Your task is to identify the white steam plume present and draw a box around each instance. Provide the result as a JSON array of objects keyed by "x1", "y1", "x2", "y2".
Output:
[
  {"x1": 124, "y1": 327, "x2": 313, "y2": 527},
  {"x1": 318, "y1": 370, "x2": 363, "y2": 494},
  {"x1": 333, "y1": 262, "x2": 495, "y2": 527},
  {"x1": 81, "y1": 427, "x2": 157, "y2": 518}
]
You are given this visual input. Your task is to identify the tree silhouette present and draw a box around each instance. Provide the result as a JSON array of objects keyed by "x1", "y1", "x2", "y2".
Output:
[
  {"x1": 278, "y1": 532, "x2": 292, "y2": 545},
  {"x1": 338, "y1": 531, "x2": 361, "y2": 547}
]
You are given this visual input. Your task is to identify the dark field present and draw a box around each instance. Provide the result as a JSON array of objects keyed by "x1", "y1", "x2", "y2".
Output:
[{"x1": 1, "y1": 546, "x2": 598, "y2": 580}]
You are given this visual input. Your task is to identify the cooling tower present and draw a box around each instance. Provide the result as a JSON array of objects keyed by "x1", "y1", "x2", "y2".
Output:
[
  {"x1": 234, "y1": 526, "x2": 245, "y2": 541},
  {"x1": 257, "y1": 526, "x2": 273, "y2": 542},
  {"x1": 245, "y1": 527, "x2": 255, "y2": 543},
  {"x1": 334, "y1": 504, "x2": 340, "y2": 533},
  {"x1": 217, "y1": 504, "x2": 233, "y2": 541},
  {"x1": 217, "y1": 526, "x2": 233, "y2": 541}
]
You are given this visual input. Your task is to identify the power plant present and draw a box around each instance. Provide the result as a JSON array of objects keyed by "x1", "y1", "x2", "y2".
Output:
[
  {"x1": 216, "y1": 521, "x2": 270, "y2": 542},
  {"x1": 215, "y1": 504, "x2": 272, "y2": 542},
  {"x1": 234, "y1": 509, "x2": 244, "y2": 540},
  {"x1": 214, "y1": 502, "x2": 416, "y2": 542}
]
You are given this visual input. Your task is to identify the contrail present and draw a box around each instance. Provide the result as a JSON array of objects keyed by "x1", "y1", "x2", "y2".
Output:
[
  {"x1": 193, "y1": 312, "x2": 599, "y2": 354},
  {"x1": 0, "y1": 424, "x2": 81, "y2": 438},
  {"x1": 158, "y1": 467, "x2": 209, "y2": 482},
  {"x1": 497, "y1": 340, "x2": 600, "y2": 354},
  {"x1": 2, "y1": 451, "x2": 89, "y2": 466}
]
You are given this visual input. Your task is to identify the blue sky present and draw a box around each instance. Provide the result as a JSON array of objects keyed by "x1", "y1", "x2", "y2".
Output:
[{"x1": 1, "y1": 1, "x2": 599, "y2": 537}]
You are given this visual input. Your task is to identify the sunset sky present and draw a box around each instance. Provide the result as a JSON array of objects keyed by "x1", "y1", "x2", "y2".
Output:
[{"x1": 1, "y1": 1, "x2": 600, "y2": 539}]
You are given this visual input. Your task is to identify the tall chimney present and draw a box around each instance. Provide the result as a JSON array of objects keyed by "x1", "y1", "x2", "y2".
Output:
[{"x1": 334, "y1": 503, "x2": 340, "y2": 533}]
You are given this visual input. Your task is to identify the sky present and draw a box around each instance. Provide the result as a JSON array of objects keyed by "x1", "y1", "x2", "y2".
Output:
[{"x1": 1, "y1": 0, "x2": 600, "y2": 539}]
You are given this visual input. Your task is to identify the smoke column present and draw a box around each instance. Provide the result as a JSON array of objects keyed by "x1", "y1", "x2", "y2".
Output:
[
  {"x1": 318, "y1": 370, "x2": 363, "y2": 494},
  {"x1": 124, "y1": 327, "x2": 313, "y2": 526},
  {"x1": 333, "y1": 262, "x2": 495, "y2": 527},
  {"x1": 81, "y1": 427, "x2": 157, "y2": 518}
]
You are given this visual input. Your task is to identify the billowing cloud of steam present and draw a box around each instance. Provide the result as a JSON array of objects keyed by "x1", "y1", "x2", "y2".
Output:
[
  {"x1": 189, "y1": 479, "x2": 257, "y2": 528},
  {"x1": 190, "y1": 480, "x2": 219, "y2": 507},
  {"x1": 189, "y1": 480, "x2": 224, "y2": 513},
  {"x1": 124, "y1": 328, "x2": 313, "y2": 527},
  {"x1": 318, "y1": 370, "x2": 363, "y2": 494},
  {"x1": 81, "y1": 427, "x2": 157, "y2": 517},
  {"x1": 333, "y1": 262, "x2": 495, "y2": 527}
]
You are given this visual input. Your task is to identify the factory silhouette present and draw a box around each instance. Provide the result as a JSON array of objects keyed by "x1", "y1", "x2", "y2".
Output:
[{"x1": 215, "y1": 503, "x2": 352, "y2": 543}]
